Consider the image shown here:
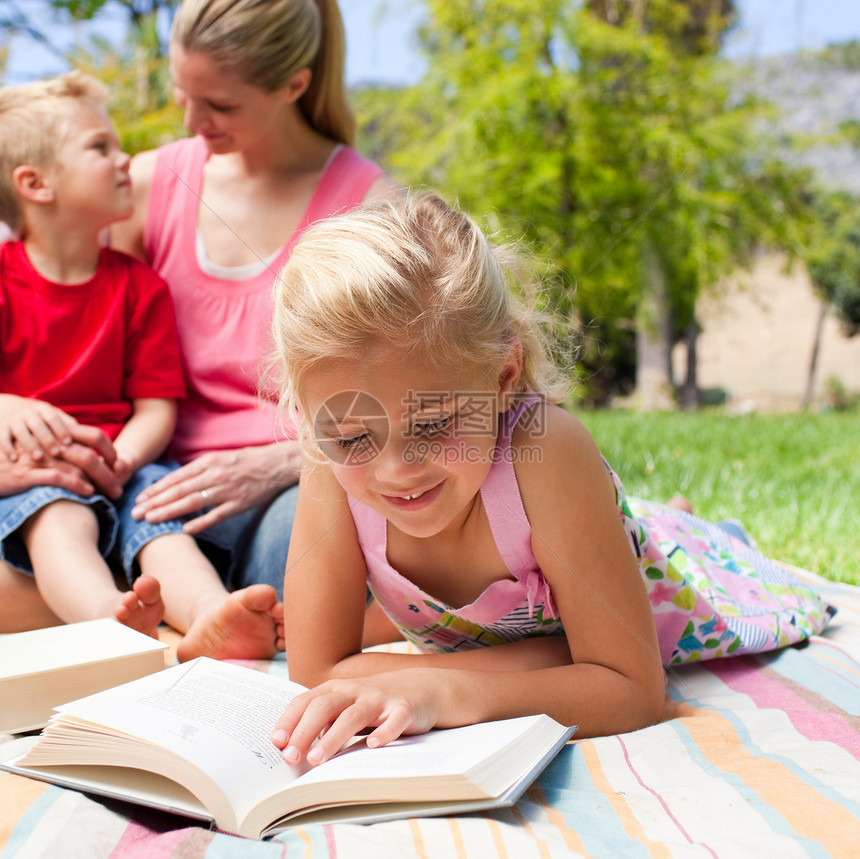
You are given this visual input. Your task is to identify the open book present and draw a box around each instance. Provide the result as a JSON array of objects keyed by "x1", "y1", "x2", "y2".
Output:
[
  {"x1": 0, "y1": 618, "x2": 168, "y2": 734},
  {"x1": 1, "y1": 657, "x2": 576, "y2": 839}
]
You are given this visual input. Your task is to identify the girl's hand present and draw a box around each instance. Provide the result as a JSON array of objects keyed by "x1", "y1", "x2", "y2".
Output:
[
  {"x1": 0, "y1": 401, "x2": 77, "y2": 462},
  {"x1": 271, "y1": 670, "x2": 445, "y2": 767},
  {"x1": 131, "y1": 443, "x2": 302, "y2": 534}
]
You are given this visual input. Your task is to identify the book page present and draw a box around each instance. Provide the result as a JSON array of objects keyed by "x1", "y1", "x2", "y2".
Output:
[
  {"x1": 136, "y1": 665, "x2": 291, "y2": 771},
  {"x1": 25, "y1": 659, "x2": 311, "y2": 827},
  {"x1": 295, "y1": 715, "x2": 545, "y2": 787}
]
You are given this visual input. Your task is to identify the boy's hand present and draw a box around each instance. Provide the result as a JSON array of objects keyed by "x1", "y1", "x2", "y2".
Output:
[
  {"x1": 0, "y1": 440, "x2": 121, "y2": 500},
  {"x1": 112, "y1": 449, "x2": 138, "y2": 484},
  {"x1": 0, "y1": 400, "x2": 77, "y2": 462},
  {"x1": 271, "y1": 670, "x2": 445, "y2": 767}
]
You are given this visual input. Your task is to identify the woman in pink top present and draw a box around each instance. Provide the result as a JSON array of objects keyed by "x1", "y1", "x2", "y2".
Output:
[{"x1": 107, "y1": 0, "x2": 396, "y2": 607}]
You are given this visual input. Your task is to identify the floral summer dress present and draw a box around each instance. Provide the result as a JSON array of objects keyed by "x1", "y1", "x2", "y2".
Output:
[{"x1": 349, "y1": 400, "x2": 835, "y2": 664}]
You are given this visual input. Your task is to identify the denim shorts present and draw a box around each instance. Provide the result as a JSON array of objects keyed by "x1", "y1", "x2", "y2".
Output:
[
  {"x1": 0, "y1": 460, "x2": 187, "y2": 584},
  {"x1": 197, "y1": 483, "x2": 299, "y2": 598}
]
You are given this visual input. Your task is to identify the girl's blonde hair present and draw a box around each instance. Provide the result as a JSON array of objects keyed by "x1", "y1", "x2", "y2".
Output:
[
  {"x1": 272, "y1": 191, "x2": 571, "y2": 447},
  {"x1": 0, "y1": 70, "x2": 107, "y2": 233},
  {"x1": 171, "y1": 0, "x2": 355, "y2": 145}
]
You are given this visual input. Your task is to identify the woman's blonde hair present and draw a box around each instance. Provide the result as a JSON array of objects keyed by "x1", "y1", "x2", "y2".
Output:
[
  {"x1": 272, "y1": 191, "x2": 571, "y2": 448},
  {"x1": 171, "y1": 0, "x2": 355, "y2": 145},
  {"x1": 0, "y1": 70, "x2": 108, "y2": 233}
]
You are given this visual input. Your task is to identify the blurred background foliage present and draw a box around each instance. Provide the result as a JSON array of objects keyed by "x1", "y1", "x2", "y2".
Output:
[
  {"x1": 2, "y1": 0, "x2": 859, "y2": 409},
  {"x1": 2, "y1": 0, "x2": 858, "y2": 578}
]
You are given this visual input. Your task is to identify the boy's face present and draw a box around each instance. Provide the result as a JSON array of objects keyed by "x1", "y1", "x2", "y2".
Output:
[{"x1": 49, "y1": 100, "x2": 132, "y2": 229}]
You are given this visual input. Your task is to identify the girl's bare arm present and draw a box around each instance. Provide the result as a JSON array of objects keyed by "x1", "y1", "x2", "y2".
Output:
[{"x1": 274, "y1": 410, "x2": 665, "y2": 763}]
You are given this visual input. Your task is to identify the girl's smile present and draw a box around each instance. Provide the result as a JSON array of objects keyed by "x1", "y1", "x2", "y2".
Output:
[{"x1": 381, "y1": 480, "x2": 446, "y2": 512}]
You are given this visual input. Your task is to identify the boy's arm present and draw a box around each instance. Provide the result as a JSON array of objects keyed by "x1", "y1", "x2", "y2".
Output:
[{"x1": 112, "y1": 398, "x2": 176, "y2": 482}]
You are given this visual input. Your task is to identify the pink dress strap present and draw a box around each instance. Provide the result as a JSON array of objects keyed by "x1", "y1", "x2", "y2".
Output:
[
  {"x1": 480, "y1": 400, "x2": 539, "y2": 578},
  {"x1": 297, "y1": 145, "x2": 385, "y2": 239},
  {"x1": 480, "y1": 398, "x2": 558, "y2": 619},
  {"x1": 350, "y1": 396, "x2": 562, "y2": 652}
]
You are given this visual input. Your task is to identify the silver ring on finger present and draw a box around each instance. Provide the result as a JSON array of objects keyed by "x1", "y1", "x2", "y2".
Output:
[{"x1": 200, "y1": 488, "x2": 210, "y2": 502}]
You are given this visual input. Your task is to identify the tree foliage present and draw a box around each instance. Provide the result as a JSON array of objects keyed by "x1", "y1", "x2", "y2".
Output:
[
  {"x1": 357, "y1": 0, "x2": 811, "y2": 402},
  {"x1": 50, "y1": 0, "x2": 178, "y2": 47},
  {"x1": 585, "y1": 0, "x2": 737, "y2": 55},
  {"x1": 804, "y1": 191, "x2": 860, "y2": 337},
  {"x1": 72, "y1": 33, "x2": 184, "y2": 154},
  {"x1": 8, "y1": 0, "x2": 817, "y2": 402}
]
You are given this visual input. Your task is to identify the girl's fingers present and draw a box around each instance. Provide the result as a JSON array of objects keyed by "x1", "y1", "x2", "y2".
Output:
[
  {"x1": 272, "y1": 679, "x2": 432, "y2": 766},
  {"x1": 279, "y1": 696, "x2": 345, "y2": 763},
  {"x1": 365, "y1": 703, "x2": 413, "y2": 749},
  {"x1": 275, "y1": 690, "x2": 366, "y2": 765},
  {"x1": 304, "y1": 703, "x2": 380, "y2": 765}
]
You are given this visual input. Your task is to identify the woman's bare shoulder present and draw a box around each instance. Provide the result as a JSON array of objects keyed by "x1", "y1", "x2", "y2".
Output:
[{"x1": 363, "y1": 173, "x2": 402, "y2": 203}]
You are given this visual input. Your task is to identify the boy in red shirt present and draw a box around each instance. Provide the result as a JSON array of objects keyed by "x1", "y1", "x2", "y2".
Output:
[{"x1": 0, "y1": 72, "x2": 283, "y2": 660}]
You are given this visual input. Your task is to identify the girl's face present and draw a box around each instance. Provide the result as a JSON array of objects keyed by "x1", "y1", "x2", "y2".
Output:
[
  {"x1": 302, "y1": 343, "x2": 522, "y2": 540},
  {"x1": 168, "y1": 44, "x2": 297, "y2": 154}
]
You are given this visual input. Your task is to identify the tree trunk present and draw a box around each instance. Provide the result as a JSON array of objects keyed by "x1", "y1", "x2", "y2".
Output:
[
  {"x1": 681, "y1": 320, "x2": 699, "y2": 411},
  {"x1": 635, "y1": 241, "x2": 676, "y2": 410},
  {"x1": 801, "y1": 299, "x2": 828, "y2": 410}
]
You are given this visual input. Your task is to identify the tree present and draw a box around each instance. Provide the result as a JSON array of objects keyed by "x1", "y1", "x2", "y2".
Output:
[
  {"x1": 38, "y1": 1, "x2": 176, "y2": 55},
  {"x1": 71, "y1": 32, "x2": 184, "y2": 153},
  {"x1": 585, "y1": 0, "x2": 737, "y2": 55},
  {"x1": 800, "y1": 190, "x2": 860, "y2": 408},
  {"x1": 359, "y1": 0, "x2": 811, "y2": 405},
  {"x1": 2, "y1": 0, "x2": 182, "y2": 153}
]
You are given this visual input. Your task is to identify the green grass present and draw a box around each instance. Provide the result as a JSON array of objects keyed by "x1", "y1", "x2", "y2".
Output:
[{"x1": 575, "y1": 409, "x2": 859, "y2": 586}]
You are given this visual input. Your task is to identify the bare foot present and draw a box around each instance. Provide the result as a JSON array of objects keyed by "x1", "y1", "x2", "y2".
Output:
[
  {"x1": 176, "y1": 584, "x2": 284, "y2": 663},
  {"x1": 667, "y1": 495, "x2": 694, "y2": 514},
  {"x1": 114, "y1": 574, "x2": 164, "y2": 639}
]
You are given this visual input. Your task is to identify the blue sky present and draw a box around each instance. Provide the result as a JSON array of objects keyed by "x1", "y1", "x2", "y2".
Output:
[{"x1": 3, "y1": 0, "x2": 860, "y2": 87}]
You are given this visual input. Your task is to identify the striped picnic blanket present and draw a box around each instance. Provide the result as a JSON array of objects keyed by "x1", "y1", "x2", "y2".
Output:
[{"x1": 1, "y1": 567, "x2": 858, "y2": 858}]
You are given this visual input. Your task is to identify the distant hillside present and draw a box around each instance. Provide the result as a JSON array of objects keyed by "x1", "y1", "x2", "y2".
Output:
[{"x1": 748, "y1": 48, "x2": 860, "y2": 192}]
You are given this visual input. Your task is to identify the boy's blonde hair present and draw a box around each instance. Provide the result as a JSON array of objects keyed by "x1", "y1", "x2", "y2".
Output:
[
  {"x1": 272, "y1": 191, "x2": 571, "y2": 449},
  {"x1": 0, "y1": 70, "x2": 108, "y2": 233},
  {"x1": 171, "y1": 0, "x2": 355, "y2": 146}
]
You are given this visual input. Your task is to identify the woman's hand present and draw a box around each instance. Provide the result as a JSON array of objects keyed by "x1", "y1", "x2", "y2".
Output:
[
  {"x1": 132, "y1": 442, "x2": 302, "y2": 534},
  {"x1": 271, "y1": 670, "x2": 447, "y2": 767}
]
